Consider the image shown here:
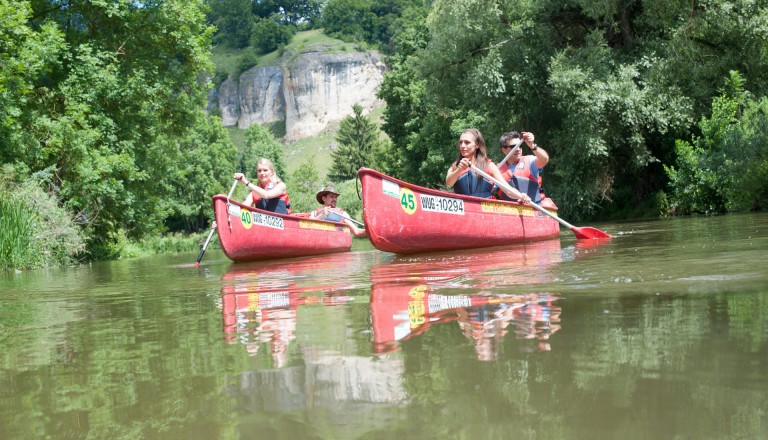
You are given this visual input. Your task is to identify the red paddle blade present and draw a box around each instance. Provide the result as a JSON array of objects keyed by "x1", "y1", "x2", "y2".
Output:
[{"x1": 571, "y1": 226, "x2": 612, "y2": 240}]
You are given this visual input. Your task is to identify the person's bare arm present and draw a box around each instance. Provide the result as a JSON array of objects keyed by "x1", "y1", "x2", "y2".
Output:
[{"x1": 446, "y1": 159, "x2": 470, "y2": 187}]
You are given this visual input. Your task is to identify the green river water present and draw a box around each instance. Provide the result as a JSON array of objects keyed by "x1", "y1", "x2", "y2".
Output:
[{"x1": 1, "y1": 213, "x2": 767, "y2": 439}]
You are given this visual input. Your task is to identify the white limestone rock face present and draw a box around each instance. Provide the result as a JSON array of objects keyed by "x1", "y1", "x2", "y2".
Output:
[
  {"x1": 211, "y1": 51, "x2": 386, "y2": 141},
  {"x1": 237, "y1": 66, "x2": 285, "y2": 129},
  {"x1": 216, "y1": 77, "x2": 241, "y2": 127},
  {"x1": 283, "y1": 51, "x2": 385, "y2": 141}
]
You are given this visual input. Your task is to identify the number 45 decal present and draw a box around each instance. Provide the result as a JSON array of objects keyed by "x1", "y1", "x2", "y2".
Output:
[{"x1": 400, "y1": 188, "x2": 417, "y2": 215}]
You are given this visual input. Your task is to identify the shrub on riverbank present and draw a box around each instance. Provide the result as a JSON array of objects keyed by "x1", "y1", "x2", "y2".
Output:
[
  {"x1": 666, "y1": 72, "x2": 768, "y2": 215},
  {"x1": 103, "y1": 230, "x2": 209, "y2": 259},
  {"x1": 0, "y1": 167, "x2": 84, "y2": 270}
]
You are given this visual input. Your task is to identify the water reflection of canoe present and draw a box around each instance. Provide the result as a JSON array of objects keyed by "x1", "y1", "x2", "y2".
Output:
[
  {"x1": 369, "y1": 241, "x2": 564, "y2": 356},
  {"x1": 221, "y1": 253, "x2": 409, "y2": 416},
  {"x1": 213, "y1": 194, "x2": 352, "y2": 262},
  {"x1": 372, "y1": 239, "x2": 564, "y2": 288},
  {"x1": 358, "y1": 167, "x2": 561, "y2": 254},
  {"x1": 219, "y1": 252, "x2": 367, "y2": 366}
]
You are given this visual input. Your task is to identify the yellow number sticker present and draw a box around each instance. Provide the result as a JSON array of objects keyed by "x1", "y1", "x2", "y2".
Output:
[
  {"x1": 400, "y1": 188, "x2": 417, "y2": 215},
  {"x1": 241, "y1": 210, "x2": 253, "y2": 229}
]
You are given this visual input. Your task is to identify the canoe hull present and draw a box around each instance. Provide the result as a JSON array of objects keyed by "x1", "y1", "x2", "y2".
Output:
[
  {"x1": 359, "y1": 168, "x2": 560, "y2": 254},
  {"x1": 213, "y1": 195, "x2": 352, "y2": 262}
]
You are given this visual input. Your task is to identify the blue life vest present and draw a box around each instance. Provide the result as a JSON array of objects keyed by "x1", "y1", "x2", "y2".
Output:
[
  {"x1": 256, "y1": 197, "x2": 289, "y2": 214},
  {"x1": 452, "y1": 168, "x2": 494, "y2": 198},
  {"x1": 313, "y1": 206, "x2": 345, "y2": 223}
]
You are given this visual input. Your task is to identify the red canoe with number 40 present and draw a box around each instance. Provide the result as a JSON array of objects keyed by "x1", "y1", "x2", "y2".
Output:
[
  {"x1": 213, "y1": 195, "x2": 352, "y2": 262},
  {"x1": 358, "y1": 168, "x2": 561, "y2": 254}
]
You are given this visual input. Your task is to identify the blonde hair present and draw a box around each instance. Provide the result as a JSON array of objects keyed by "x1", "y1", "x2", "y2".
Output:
[{"x1": 257, "y1": 158, "x2": 282, "y2": 183}]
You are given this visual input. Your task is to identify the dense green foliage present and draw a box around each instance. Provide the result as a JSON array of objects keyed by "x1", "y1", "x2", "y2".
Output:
[
  {"x1": 207, "y1": 0, "x2": 321, "y2": 50},
  {"x1": 321, "y1": 0, "x2": 423, "y2": 52},
  {"x1": 375, "y1": 0, "x2": 768, "y2": 219},
  {"x1": 240, "y1": 125, "x2": 288, "y2": 176},
  {"x1": 665, "y1": 72, "x2": 768, "y2": 214},
  {"x1": 328, "y1": 104, "x2": 385, "y2": 182},
  {"x1": 286, "y1": 155, "x2": 323, "y2": 213},
  {"x1": 2, "y1": 0, "x2": 237, "y2": 262},
  {"x1": 0, "y1": 167, "x2": 83, "y2": 270}
]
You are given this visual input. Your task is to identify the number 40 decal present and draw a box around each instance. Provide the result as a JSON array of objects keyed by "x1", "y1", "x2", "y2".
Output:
[
  {"x1": 240, "y1": 210, "x2": 253, "y2": 229},
  {"x1": 400, "y1": 188, "x2": 417, "y2": 215}
]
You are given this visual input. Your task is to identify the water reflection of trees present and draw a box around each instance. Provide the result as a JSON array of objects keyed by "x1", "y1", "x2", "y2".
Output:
[{"x1": 1, "y1": 237, "x2": 767, "y2": 438}]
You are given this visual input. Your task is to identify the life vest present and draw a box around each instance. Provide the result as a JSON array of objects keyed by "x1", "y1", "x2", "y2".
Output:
[
  {"x1": 451, "y1": 167, "x2": 494, "y2": 198},
  {"x1": 312, "y1": 206, "x2": 346, "y2": 223},
  {"x1": 497, "y1": 155, "x2": 542, "y2": 203},
  {"x1": 252, "y1": 180, "x2": 292, "y2": 214}
]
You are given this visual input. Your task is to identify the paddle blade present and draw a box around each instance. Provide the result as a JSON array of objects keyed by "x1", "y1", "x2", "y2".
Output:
[{"x1": 571, "y1": 226, "x2": 612, "y2": 240}]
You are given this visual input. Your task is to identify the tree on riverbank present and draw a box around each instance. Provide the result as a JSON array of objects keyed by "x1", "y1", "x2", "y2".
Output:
[
  {"x1": 0, "y1": 167, "x2": 84, "y2": 270},
  {"x1": 665, "y1": 72, "x2": 768, "y2": 214},
  {"x1": 375, "y1": 0, "x2": 768, "y2": 220},
  {"x1": 1, "y1": 0, "x2": 236, "y2": 263},
  {"x1": 328, "y1": 104, "x2": 386, "y2": 182}
]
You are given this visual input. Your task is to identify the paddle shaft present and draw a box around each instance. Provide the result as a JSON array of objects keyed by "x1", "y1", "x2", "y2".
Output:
[
  {"x1": 196, "y1": 179, "x2": 239, "y2": 264},
  {"x1": 470, "y1": 165, "x2": 578, "y2": 230},
  {"x1": 313, "y1": 207, "x2": 365, "y2": 227},
  {"x1": 498, "y1": 138, "x2": 524, "y2": 167},
  {"x1": 345, "y1": 217, "x2": 365, "y2": 227}
]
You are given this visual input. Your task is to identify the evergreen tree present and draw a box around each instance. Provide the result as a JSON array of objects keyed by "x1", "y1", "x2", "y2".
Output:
[{"x1": 328, "y1": 104, "x2": 382, "y2": 181}]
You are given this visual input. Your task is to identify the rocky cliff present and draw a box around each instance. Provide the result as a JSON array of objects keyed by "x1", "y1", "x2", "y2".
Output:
[{"x1": 209, "y1": 51, "x2": 386, "y2": 141}]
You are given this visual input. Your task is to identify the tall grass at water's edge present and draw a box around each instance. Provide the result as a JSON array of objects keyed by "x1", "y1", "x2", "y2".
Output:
[
  {"x1": 0, "y1": 196, "x2": 39, "y2": 270},
  {"x1": 1, "y1": 168, "x2": 84, "y2": 271}
]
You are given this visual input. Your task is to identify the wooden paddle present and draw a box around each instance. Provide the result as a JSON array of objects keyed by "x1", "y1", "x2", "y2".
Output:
[
  {"x1": 470, "y1": 165, "x2": 612, "y2": 240},
  {"x1": 195, "y1": 179, "x2": 239, "y2": 266}
]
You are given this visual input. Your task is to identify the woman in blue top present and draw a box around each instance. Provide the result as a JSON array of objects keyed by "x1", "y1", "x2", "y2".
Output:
[{"x1": 445, "y1": 128, "x2": 530, "y2": 203}]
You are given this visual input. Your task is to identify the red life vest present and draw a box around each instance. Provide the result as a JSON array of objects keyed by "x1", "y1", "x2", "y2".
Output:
[
  {"x1": 252, "y1": 180, "x2": 292, "y2": 214},
  {"x1": 497, "y1": 156, "x2": 542, "y2": 203}
]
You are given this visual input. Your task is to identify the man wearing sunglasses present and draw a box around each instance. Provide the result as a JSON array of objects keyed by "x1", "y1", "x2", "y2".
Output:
[{"x1": 496, "y1": 131, "x2": 549, "y2": 204}]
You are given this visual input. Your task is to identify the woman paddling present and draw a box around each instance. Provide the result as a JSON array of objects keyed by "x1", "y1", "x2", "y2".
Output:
[
  {"x1": 445, "y1": 128, "x2": 531, "y2": 203},
  {"x1": 234, "y1": 158, "x2": 292, "y2": 214}
]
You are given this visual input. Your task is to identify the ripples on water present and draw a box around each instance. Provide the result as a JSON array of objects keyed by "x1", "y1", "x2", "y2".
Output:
[{"x1": 1, "y1": 213, "x2": 767, "y2": 439}]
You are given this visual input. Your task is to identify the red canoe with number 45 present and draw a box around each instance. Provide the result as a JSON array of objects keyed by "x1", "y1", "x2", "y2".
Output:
[
  {"x1": 213, "y1": 195, "x2": 352, "y2": 262},
  {"x1": 358, "y1": 168, "x2": 560, "y2": 254}
]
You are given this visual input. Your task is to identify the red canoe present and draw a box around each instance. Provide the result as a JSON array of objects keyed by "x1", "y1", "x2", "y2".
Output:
[
  {"x1": 358, "y1": 168, "x2": 561, "y2": 254},
  {"x1": 213, "y1": 195, "x2": 352, "y2": 262}
]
